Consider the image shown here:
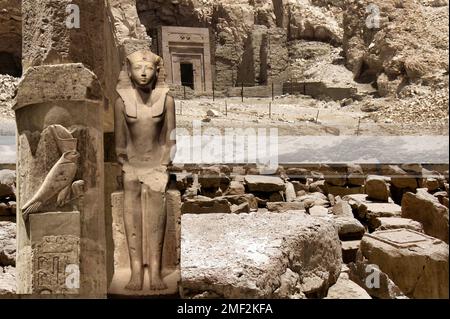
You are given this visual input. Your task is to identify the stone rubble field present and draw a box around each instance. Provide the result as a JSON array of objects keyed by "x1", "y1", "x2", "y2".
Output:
[{"x1": 2, "y1": 162, "x2": 448, "y2": 298}]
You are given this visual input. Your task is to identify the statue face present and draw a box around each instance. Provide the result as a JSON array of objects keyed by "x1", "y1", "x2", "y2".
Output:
[{"x1": 129, "y1": 61, "x2": 157, "y2": 87}]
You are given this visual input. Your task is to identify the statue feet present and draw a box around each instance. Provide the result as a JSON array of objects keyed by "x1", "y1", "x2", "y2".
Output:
[
  {"x1": 150, "y1": 272, "x2": 167, "y2": 290},
  {"x1": 125, "y1": 269, "x2": 144, "y2": 291}
]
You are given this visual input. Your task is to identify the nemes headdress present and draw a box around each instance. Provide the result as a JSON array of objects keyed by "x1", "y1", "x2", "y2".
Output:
[
  {"x1": 126, "y1": 50, "x2": 161, "y2": 67},
  {"x1": 117, "y1": 48, "x2": 170, "y2": 119}
]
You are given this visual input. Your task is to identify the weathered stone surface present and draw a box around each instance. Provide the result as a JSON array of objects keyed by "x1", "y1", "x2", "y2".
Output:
[
  {"x1": 365, "y1": 175, "x2": 390, "y2": 202},
  {"x1": 0, "y1": 169, "x2": 15, "y2": 199},
  {"x1": 333, "y1": 217, "x2": 365, "y2": 241},
  {"x1": 181, "y1": 211, "x2": 342, "y2": 298},
  {"x1": 341, "y1": 240, "x2": 360, "y2": 264},
  {"x1": 332, "y1": 200, "x2": 354, "y2": 218},
  {"x1": 0, "y1": 266, "x2": 16, "y2": 295},
  {"x1": 359, "y1": 202, "x2": 402, "y2": 220},
  {"x1": 402, "y1": 189, "x2": 449, "y2": 243},
  {"x1": 292, "y1": 181, "x2": 308, "y2": 193},
  {"x1": 309, "y1": 205, "x2": 329, "y2": 217},
  {"x1": 325, "y1": 184, "x2": 365, "y2": 197},
  {"x1": 296, "y1": 192, "x2": 329, "y2": 209},
  {"x1": 223, "y1": 194, "x2": 259, "y2": 212},
  {"x1": 360, "y1": 229, "x2": 449, "y2": 299},
  {"x1": 0, "y1": 221, "x2": 15, "y2": 267},
  {"x1": 244, "y1": 175, "x2": 285, "y2": 192},
  {"x1": 372, "y1": 217, "x2": 423, "y2": 233},
  {"x1": 267, "y1": 202, "x2": 305, "y2": 213},
  {"x1": 347, "y1": 164, "x2": 365, "y2": 186},
  {"x1": 199, "y1": 166, "x2": 230, "y2": 189},
  {"x1": 309, "y1": 180, "x2": 326, "y2": 193},
  {"x1": 385, "y1": 165, "x2": 418, "y2": 189},
  {"x1": 285, "y1": 182, "x2": 296, "y2": 202},
  {"x1": 225, "y1": 181, "x2": 246, "y2": 196},
  {"x1": 181, "y1": 196, "x2": 231, "y2": 214},
  {"x1": 325, "y1": 272, "x2": 371, "y2": 299},
  {"x1": 425, "y1": 178, "x2": 441, "y2": 192},
  {"x1": 322, "y1": 166, "x2": 347, "y2": 186}
]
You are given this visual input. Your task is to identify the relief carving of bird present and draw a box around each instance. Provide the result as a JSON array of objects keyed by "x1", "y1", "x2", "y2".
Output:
[{"x1": 22, "y1": 150, "x2": 80, "y2": 221}]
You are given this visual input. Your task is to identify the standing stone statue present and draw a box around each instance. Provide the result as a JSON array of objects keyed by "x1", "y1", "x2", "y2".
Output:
[{"x1": 114, "y1": 49, "x2": 176, "y2": 291}]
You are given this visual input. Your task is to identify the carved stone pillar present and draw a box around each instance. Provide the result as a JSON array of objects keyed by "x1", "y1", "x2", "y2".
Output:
[{"x1": 14, "y1": 64, "x2": 107, "y2": 296}]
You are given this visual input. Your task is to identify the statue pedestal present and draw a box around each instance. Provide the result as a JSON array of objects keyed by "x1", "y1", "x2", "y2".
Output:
[{"x1": 108, "y1": 189, "x2": 181, "y2": 296}]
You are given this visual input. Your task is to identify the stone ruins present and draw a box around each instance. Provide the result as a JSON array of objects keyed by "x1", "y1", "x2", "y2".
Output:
[{"x1": 0, "y1": 0, "x2": 449, "y2": 299}]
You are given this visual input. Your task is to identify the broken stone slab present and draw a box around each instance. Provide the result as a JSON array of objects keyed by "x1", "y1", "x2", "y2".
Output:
[
  {"x1": 434, "y1": 191, "x2": 449, "y2": 207},
  {"x1": 425, "y1": 178, "x2": 441, "y2": 192},
  {"x1": 225, "y1": 181, "x2": 246, "y2": 196},
  {"x1": 0, "y1": 170, "x2": 15, "y2": 199},
  {"x1": 309, "y1": 205, "x2": 329, "y2": 217},
  {"x1": 181, "y1": 211, "x2": 342, "y2": 298},
  {"x1": 384, "y1": 165, "x2": 418, "y2": 189},
  {"x1": 198, "y1": 166, "x2": 230, "y2": 189},
  {"x1": 244, "y1": 175, "x2": 285, "y2": 192},
  {"x1": 365, "y1": 175, "x2": 390, "y2": 202},
  {"x1": 231, "y1": 203, "x2": 250, "y2": 214},
  {"x1": 181, "y1": 196, "x2": 231, "y2": 214},
  {"x1": 348, "y1": 261, "x2": 408, "y2": 299},
  {"x1": 0, "y1": 221, "x2": 16, "y2": 267},
  {"x1": 222, "y1": 194, "x2": 258, "y2": 211},
  {"x1": 267, "y1": 202, "x2": 306, "y2": 213},
  {"x1": 333, "y1": 217, "x2": 365, "y2": 241},
  {"x1": 206, "y1": 109, "x2": 220, "y2": 117},
  {"x1": 347, "y1": 164, "x2": 365, "y2": 186},
  {"x1": 0, "y1": 266, "x2": 16, "y2": 295},
  {"x1": 325, "y1": 184, "x2": 365, "y2": 197},
  {"x1": 309, "y1": 180, "x2": 326, "y2": 193},
  {"x1": 285, "y1": 168, "x2": 310, "y2": 183},
  {"x1": 325, "y1": 272, "x2": 371, "y2": 299},
  {"x1": 372, "y1": 217, "x2": 423, "y2": 233},
  {"x1": 291, "y1": 181, "x2": 308, "y2": 193},
  {"x1": 401, "y1": 189, "x2": 449, "y2": 243},
  {"x1": 359, "y1": 229, "x2": 449, "y2": 299},
  {"x1": 332, "y1": 200, "x2": 354, "y2": 218},
  {"x1": 285, "y1": 182, "x2": 296, "y2": 202},
  {"x1": 321, "y1": 165, "x2": 347, "y2": 186},
  {"x1": 341, "y1": 240, "x2": 360, "y2": 264}
]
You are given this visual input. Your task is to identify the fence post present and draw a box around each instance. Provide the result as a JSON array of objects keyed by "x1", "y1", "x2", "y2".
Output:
[
  {"x1": 180, "y1": 101, "x2": 183, "y2": 115},
  {"x1": 183, "y1": 85, "x2": 186, "y2": 100},
  {"x1": 241, "y1": 82, "x2": 244, "y2": 102},
  {"x1": 272, "y1": 82, "x2": 274, "y2": 101},
  {"x1": 212, "y1": 80, "x2": 215, "y2": 102},
  {"x1": 225, "y1": 100, "x2": 228, "y2": 116},
  {"x1": 269, "y1": 102, "x2": 272, "y2": 119},
  {"x1": 316, "y1": 110, "x2": 320, "y2": 123},
  {"x1": 356, "y1": 117, "x2": 361, "y2": 136}
]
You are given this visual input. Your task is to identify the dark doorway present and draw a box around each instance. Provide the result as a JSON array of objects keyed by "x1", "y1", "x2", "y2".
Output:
[
  {"x1": 0, "y1": 52, "x2": 22, "y2": 77},
  {"x1": 180, "y1": 63, "x2": 194, "y2": 90}
]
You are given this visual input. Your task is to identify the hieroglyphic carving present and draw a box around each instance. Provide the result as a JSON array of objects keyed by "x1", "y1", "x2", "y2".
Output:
[{"x1": 32, "y1": 235, "x2": 80, "y2": 295}]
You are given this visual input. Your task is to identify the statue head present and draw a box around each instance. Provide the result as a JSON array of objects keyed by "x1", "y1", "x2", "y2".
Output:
[{"x1": 126, "y1": 50, "x2": 162, "y2": 89}]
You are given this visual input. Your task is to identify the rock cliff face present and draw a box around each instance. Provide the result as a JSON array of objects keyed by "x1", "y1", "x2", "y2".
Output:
[
  {"x1": 136, "y1": 0, "x2": 345, "y2": 88},
  {"x1": 343, "y1": 0, "x2": 448, "y2": 94}
]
